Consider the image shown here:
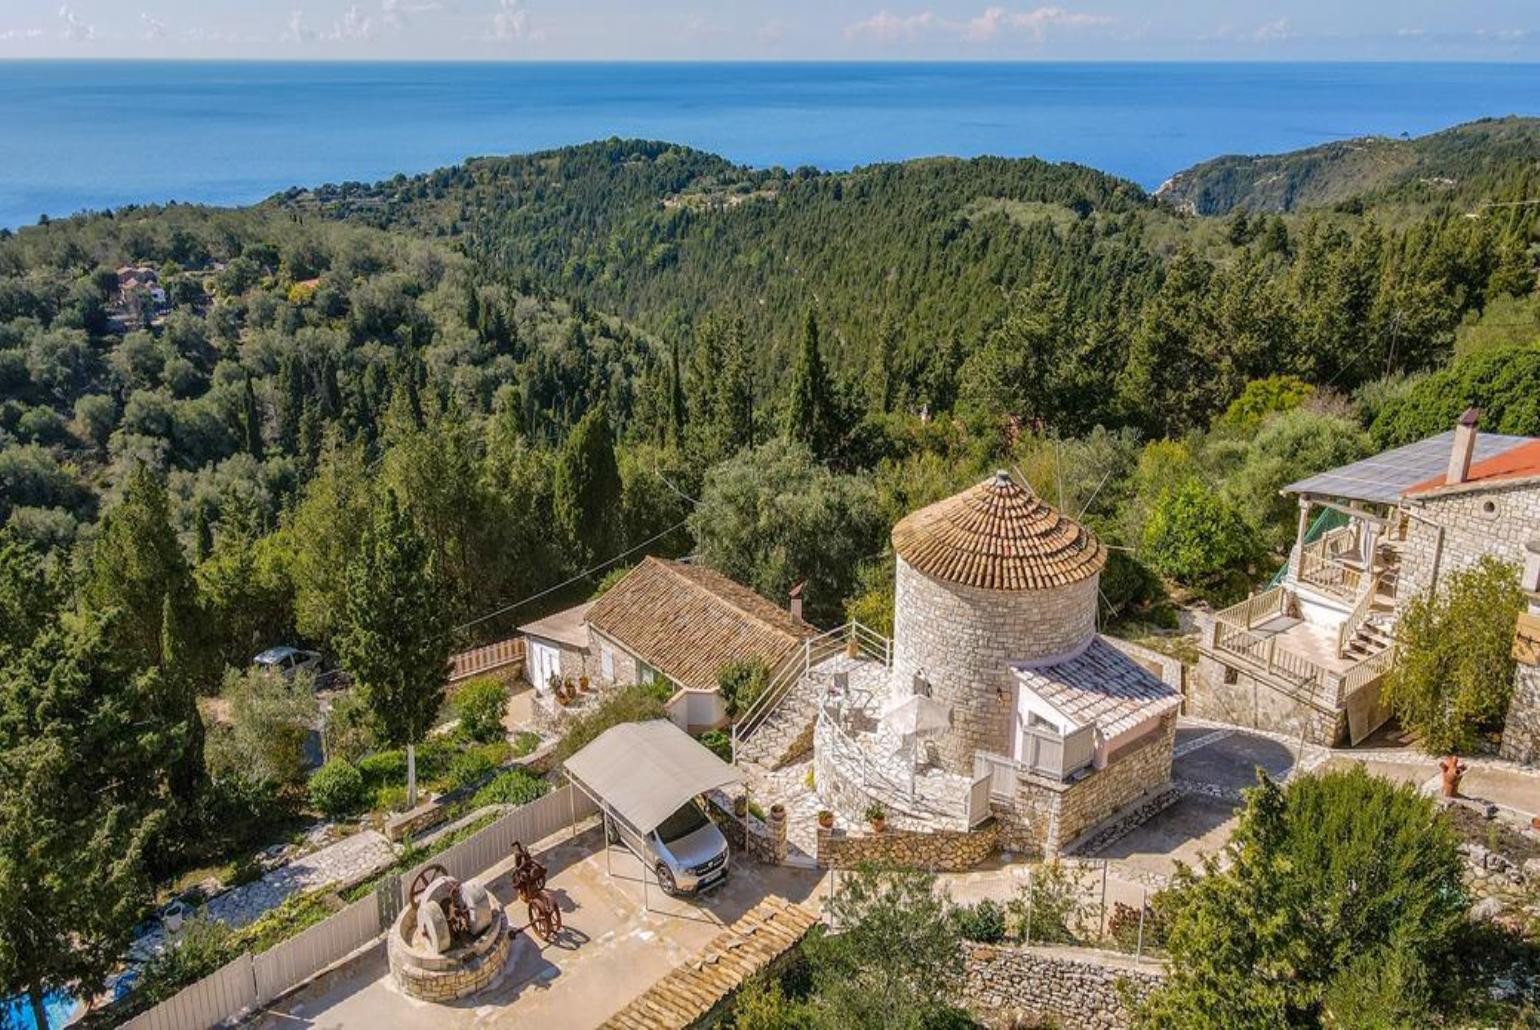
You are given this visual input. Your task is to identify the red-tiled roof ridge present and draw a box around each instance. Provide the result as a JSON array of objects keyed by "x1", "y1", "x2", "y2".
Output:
[
  {"x1": 647, "y1": 557, "x2": 816, "y2": 640},
  {"x1": 1405, "y1": 438, "x2": 1540, "y2": 497}
]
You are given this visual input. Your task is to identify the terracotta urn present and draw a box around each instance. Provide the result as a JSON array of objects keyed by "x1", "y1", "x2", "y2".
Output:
[{"x1": 817, "y1": 810, "x2": 834, "y2": 830}]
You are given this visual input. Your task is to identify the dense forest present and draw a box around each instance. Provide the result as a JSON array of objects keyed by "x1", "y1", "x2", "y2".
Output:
[{"x1": 2, "y1": 116, "x2": 1540, "y2": 1023}]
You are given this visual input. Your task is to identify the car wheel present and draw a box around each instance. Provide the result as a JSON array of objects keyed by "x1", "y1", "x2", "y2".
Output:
[{"x1": 655, "y1": 863, "x2": 678, "y2": 896}]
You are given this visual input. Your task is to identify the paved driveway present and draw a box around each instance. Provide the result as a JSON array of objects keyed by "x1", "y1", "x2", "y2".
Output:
[
  {"x1": 253, "y1": 826, "x2": 823, "y2": 1029},
  {"x1": 1172, "y1": 725, "x2": 1301, "y2": 793}
]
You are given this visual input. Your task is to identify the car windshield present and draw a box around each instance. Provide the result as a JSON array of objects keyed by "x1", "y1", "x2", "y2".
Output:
[{"x1": 654, "y1": 801, "x2": 709, "y2": 844}]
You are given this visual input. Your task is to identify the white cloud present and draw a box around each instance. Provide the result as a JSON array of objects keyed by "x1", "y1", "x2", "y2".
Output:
[
  {"x1": 847, "y1": 6, "x2": 1110, "y2": 45},
  {"x1": 1252, "y1": 18, "x2": 1293, "y2": 42},
  {"x1": 140, "y1": 12, "x2": 166, "y2": 41},
  {"x1": 963, "y1": 6, "x2": 1110, "y2": 43},
  {"x1": 382, "y1": 0, "x2": 441, "y2": 33},
  {"x1": 57, "y1": 4, "x2": 95, "y2": 41},
  {"x1": 0, "y1": 27, "x2": 45, "y2": 41},
  {"x1": 334, "y1": 4, "x2": 374, "y2": 40},
  {"x1": 492, "y1": 0, "x2": 530, "y2": 41}
]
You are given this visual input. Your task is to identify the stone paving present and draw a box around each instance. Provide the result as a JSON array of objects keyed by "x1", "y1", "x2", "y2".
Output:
[{"x1": 126, "y1": 828, "x2": 398, "y2": 964}]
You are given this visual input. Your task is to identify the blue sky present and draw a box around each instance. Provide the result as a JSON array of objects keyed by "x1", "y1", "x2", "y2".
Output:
[{"x1": 2, "y1": 1, "x2": 1537, "y2": 60}]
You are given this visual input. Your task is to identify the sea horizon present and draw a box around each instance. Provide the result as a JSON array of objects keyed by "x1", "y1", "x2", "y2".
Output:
[{"x1": 2, "y1": 60, "x2": 1538, "y2": 229}]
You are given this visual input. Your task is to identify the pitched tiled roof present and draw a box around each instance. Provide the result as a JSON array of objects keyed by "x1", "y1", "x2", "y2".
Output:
[
  {"x1": 891, "y1": 470, "x2": 1105, "y2": 591},
  {"x1": 1404, "y1": 438, "x2": 1540, "y2": 498},
  {"x1": 601, "y1": 896, "x2": 818, "y2": 1029},
  {"x1": 1013, "y1": 636, "x2": 1181, "y2": 740},
  {"x1": 585, "y1": 557, "x2": 816, "y2": 691}
]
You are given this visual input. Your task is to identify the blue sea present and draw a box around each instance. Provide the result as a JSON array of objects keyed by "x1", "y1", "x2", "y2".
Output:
[{"x1": 1, "y1": 61, "x2": 1539, "y2": 229}]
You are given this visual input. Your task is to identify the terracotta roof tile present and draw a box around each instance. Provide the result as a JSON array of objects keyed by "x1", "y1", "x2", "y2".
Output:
[
  {"x1": 1405, "y1": 438, "x2": 1540, "y2": 497},
  {"x1": 891, "y1": 470, "x2": 1105, "y2": 591},
  {"x1": 585, "y1": 557, "x2": 817, "y2": 691}
]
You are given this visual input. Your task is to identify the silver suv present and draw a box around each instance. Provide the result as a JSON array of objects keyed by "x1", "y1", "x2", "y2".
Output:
[{"x1": 607, "y1": 798, "x2": 729, "y2": 895}]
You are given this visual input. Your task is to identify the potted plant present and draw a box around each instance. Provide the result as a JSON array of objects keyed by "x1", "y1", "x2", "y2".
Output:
[
  {"x1": 865, "y1": 802, "x2": 887, "y2": 833},
  {"x1": 734, "y1": 795, "x2": 749, "y2": 818},
  {"x1": 579, "y1": 675, "x2": 590, "y2": 693},
  {"x1": 817, "y1": 809, "x2": 835, "y2": 830}
]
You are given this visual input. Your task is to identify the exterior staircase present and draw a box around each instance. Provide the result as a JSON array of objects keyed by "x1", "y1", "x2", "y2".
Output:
[
  {"x1": 734, "y1": 674, "x2": 821, "y2": 770},
  {"x1": 731, "y1": 621, "x2": 892, "y2": 770},
  {"x1": 1341, "y1": 607, "x2": 1396, "y2": 662}
]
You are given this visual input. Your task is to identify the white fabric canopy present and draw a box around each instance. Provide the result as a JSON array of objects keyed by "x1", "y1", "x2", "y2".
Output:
[
  {"x1": 881, "y1": 693, "x2": 952, "y2": 737},
  {"x1": 563, "y1": 719, "x2": 743, "y2": 835}
]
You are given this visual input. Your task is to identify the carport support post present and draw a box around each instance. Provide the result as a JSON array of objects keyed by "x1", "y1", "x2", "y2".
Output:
[
  {"x1": 605, "y1": 811, "x2": 613, "y2": 875},
  {"x1": 642, "y1": 853, "x2": 650, "y2": 913},
  {"x1": 569, "y1": 779, "x2": 577, "y2": 840}
]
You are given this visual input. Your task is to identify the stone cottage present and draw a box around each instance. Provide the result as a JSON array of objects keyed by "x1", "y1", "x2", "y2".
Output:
[
  {"x1": 1194, "y1": 411, "x2": 1540, "y2": 747},
  {"x1": 520, "y1": 556, "x2": 817, "y2": 731},
  {"x1": 737, "y1": 471, "x2": 1182, "y2": 858}
]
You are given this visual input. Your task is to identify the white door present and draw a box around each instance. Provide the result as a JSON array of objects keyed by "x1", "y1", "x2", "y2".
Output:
[{"x1": 530, "y1": 641, "x2": 560, "y2": 693}]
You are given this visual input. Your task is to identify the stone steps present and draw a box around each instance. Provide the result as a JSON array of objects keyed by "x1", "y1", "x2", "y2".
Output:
[{"x1": 735, "y1": 678, "x2": 821, "y2": 770}]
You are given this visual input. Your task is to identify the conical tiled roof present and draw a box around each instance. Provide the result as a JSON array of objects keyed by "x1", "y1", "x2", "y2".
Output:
[{"x1": 891, "y1": 470, "x2": 1106, "y2": 591}]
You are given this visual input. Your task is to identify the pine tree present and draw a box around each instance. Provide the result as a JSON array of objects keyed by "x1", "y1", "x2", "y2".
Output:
[
  {"x1": 275, "y1": 351, "x2": 305, "y2": 453},
  {"x1": 554, "y1": 403, "x2": 622, "y2": 565},
  {"x1": 719, "y1": 318, "x2": 754, "y2": 453},
  {"x1": 335, "y1": 491, "x2": 451, "y2": 808},
  {"x1": 0, "y1": 613, "x2": 167, "y2": 1030}
]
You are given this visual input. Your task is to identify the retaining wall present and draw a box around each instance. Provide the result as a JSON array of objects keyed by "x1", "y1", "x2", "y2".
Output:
[{"x1": 962, "y1": 942, "x2": 1164, "y2": 1029}]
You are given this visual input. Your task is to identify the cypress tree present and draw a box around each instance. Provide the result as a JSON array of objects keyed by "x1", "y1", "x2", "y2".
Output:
[
  {"x1": 553, "y1": 403, "x2": 622, "y2": 565},
  {"x1": 784, "y1": 309, "x2": 836, "y2": 461},
  {"x1": 335, "y1": 491, "x2": 451, "y2": 809}
]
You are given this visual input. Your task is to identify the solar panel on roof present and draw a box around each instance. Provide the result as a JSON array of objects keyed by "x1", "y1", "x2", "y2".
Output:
[{"x1": 1283, "y1": 431, "x2": 1536, "y2": 505}]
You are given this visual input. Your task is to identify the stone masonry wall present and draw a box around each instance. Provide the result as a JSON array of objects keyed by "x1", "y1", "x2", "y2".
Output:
[
  {"x1": 962, "y1": 942, "x2": 1163, "y2": 1029},
  {"x1": 815, "y1": 821, "x2": 999, "y2": 871},
  {"x1": 997, "y1": 715, "x2": 1176, "y2": 856},
  {"x1": 1190, "y1": 647, "x2": 1345, "y2": 747},
  {"x1": 1400, "y1": 482, "x2": 1540, "y2": 604},
  {"x1": 1501, "y1": 646, "x2": 1540, "y2": 764},
  {"x1": 893, "y1": 556, "x2": 1098, "y2": 776}
]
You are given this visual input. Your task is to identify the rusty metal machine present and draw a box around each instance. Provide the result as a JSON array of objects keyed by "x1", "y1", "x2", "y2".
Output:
[
  {"x1": 510, "y1": 841, "x2": 562, "y2": 941},
  {"x1": 407, "y1": 863, "x2": 495, "y2": 955}
]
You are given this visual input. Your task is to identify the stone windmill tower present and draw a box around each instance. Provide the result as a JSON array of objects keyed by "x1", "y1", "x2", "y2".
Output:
[{"x1": 889, "y1": 470, "x2": 1107, "y2": 776}]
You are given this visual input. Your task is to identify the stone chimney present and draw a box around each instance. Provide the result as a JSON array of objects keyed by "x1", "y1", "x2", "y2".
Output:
[
  {"x1": 1446, "y1": 408, "x2": 1482, "y2": 487},
  {"x1": 789, "y1": 581, "x2": 804, "y2": 621}
]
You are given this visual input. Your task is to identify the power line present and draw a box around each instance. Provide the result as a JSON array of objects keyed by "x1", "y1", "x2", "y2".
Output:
[{"x1": 454, "y1": 517, "x2": 692, "y2": 633}]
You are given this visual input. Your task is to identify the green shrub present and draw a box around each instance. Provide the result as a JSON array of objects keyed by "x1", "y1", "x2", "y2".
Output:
[
  {"x1": 555, "y1": 681, "x2": 670, "y2": 762},
  {"x1": 455, "y1": 676, "x2": 509, "y2": 744},
  {"x1": 471, "y1": 769, "x2": 550, "y2": 808},
  {"x1": 309, "y1": 758, "x2": 366, "y2": 818},
  {"x1": 510, "y1": 730, "x2": 542, "y2": 758},
  {"x1": 374, "y1": 784, "x2": 409, "y2": 813},
  {"x1": 718, "y1": 657, "x2": 771, "y2": 717},
  {"x1": 700, "y1": 729, "x2": 732, "y2": 761},
  {"x1": 1140, "y1": 478, "x2": 1257, "y2": 594},
  {"x1": 1006, "y1": 860, "x2": 1088, "y2": 944},
  {"x1": 951, "y1": 898, "x2": 1007, "y2": 943},
  {"x1": 1383, "y1": 556, "x2": 1525, "y2": 754},
  {"x1": 132, "y1": 918, "x2": 237, "y2": 1010},
  {"x1": 445, "y1": 749, "x2": 496, "y2": 792}
]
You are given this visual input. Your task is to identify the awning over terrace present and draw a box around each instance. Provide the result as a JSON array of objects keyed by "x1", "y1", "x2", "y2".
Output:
[{"x1": 563, "y1": 719, "x2": 742, "y2": 835}]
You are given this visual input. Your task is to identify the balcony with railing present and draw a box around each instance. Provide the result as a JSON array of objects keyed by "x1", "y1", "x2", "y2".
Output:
[{"x1": 1206, "y1": 584, "x2": 1396, "y2": 709}]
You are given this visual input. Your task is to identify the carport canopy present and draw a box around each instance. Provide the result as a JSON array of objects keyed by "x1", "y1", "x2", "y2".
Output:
[{"x1": 563, "y1": 719, "x2": 743, "y2": 835}]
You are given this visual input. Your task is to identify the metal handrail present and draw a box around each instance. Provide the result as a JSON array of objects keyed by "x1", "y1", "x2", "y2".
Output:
[
  {"x1": 816, "y1": 705, "x2": 951, "y2": 821},
  {"x1": 731, "y1": 620, "x2": 893, "y2": 764}
]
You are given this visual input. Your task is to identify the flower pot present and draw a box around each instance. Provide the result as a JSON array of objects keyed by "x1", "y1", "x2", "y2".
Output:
[
  {"x1": 869, "y1": 816, "x2": 886, "y2": 833},
  {"x1": 817, "y1": 811, "x2": 834, "y2": 830},
  {"x1": 579, "y1": 676, "x2": 590, "y2": 693},
  {"x1": 733, "y1": 796, "x2": 748, "y2": 817}
]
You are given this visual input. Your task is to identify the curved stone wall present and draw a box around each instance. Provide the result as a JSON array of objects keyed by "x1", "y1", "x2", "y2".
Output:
[{"x1": 892, "y1": 556, "x2": 1098, "y2": 775}]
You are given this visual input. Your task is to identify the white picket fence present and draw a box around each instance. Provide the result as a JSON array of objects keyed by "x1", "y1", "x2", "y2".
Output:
[{"x1": 119, "y1": 783, "x2": 595, "y2": 1030}]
